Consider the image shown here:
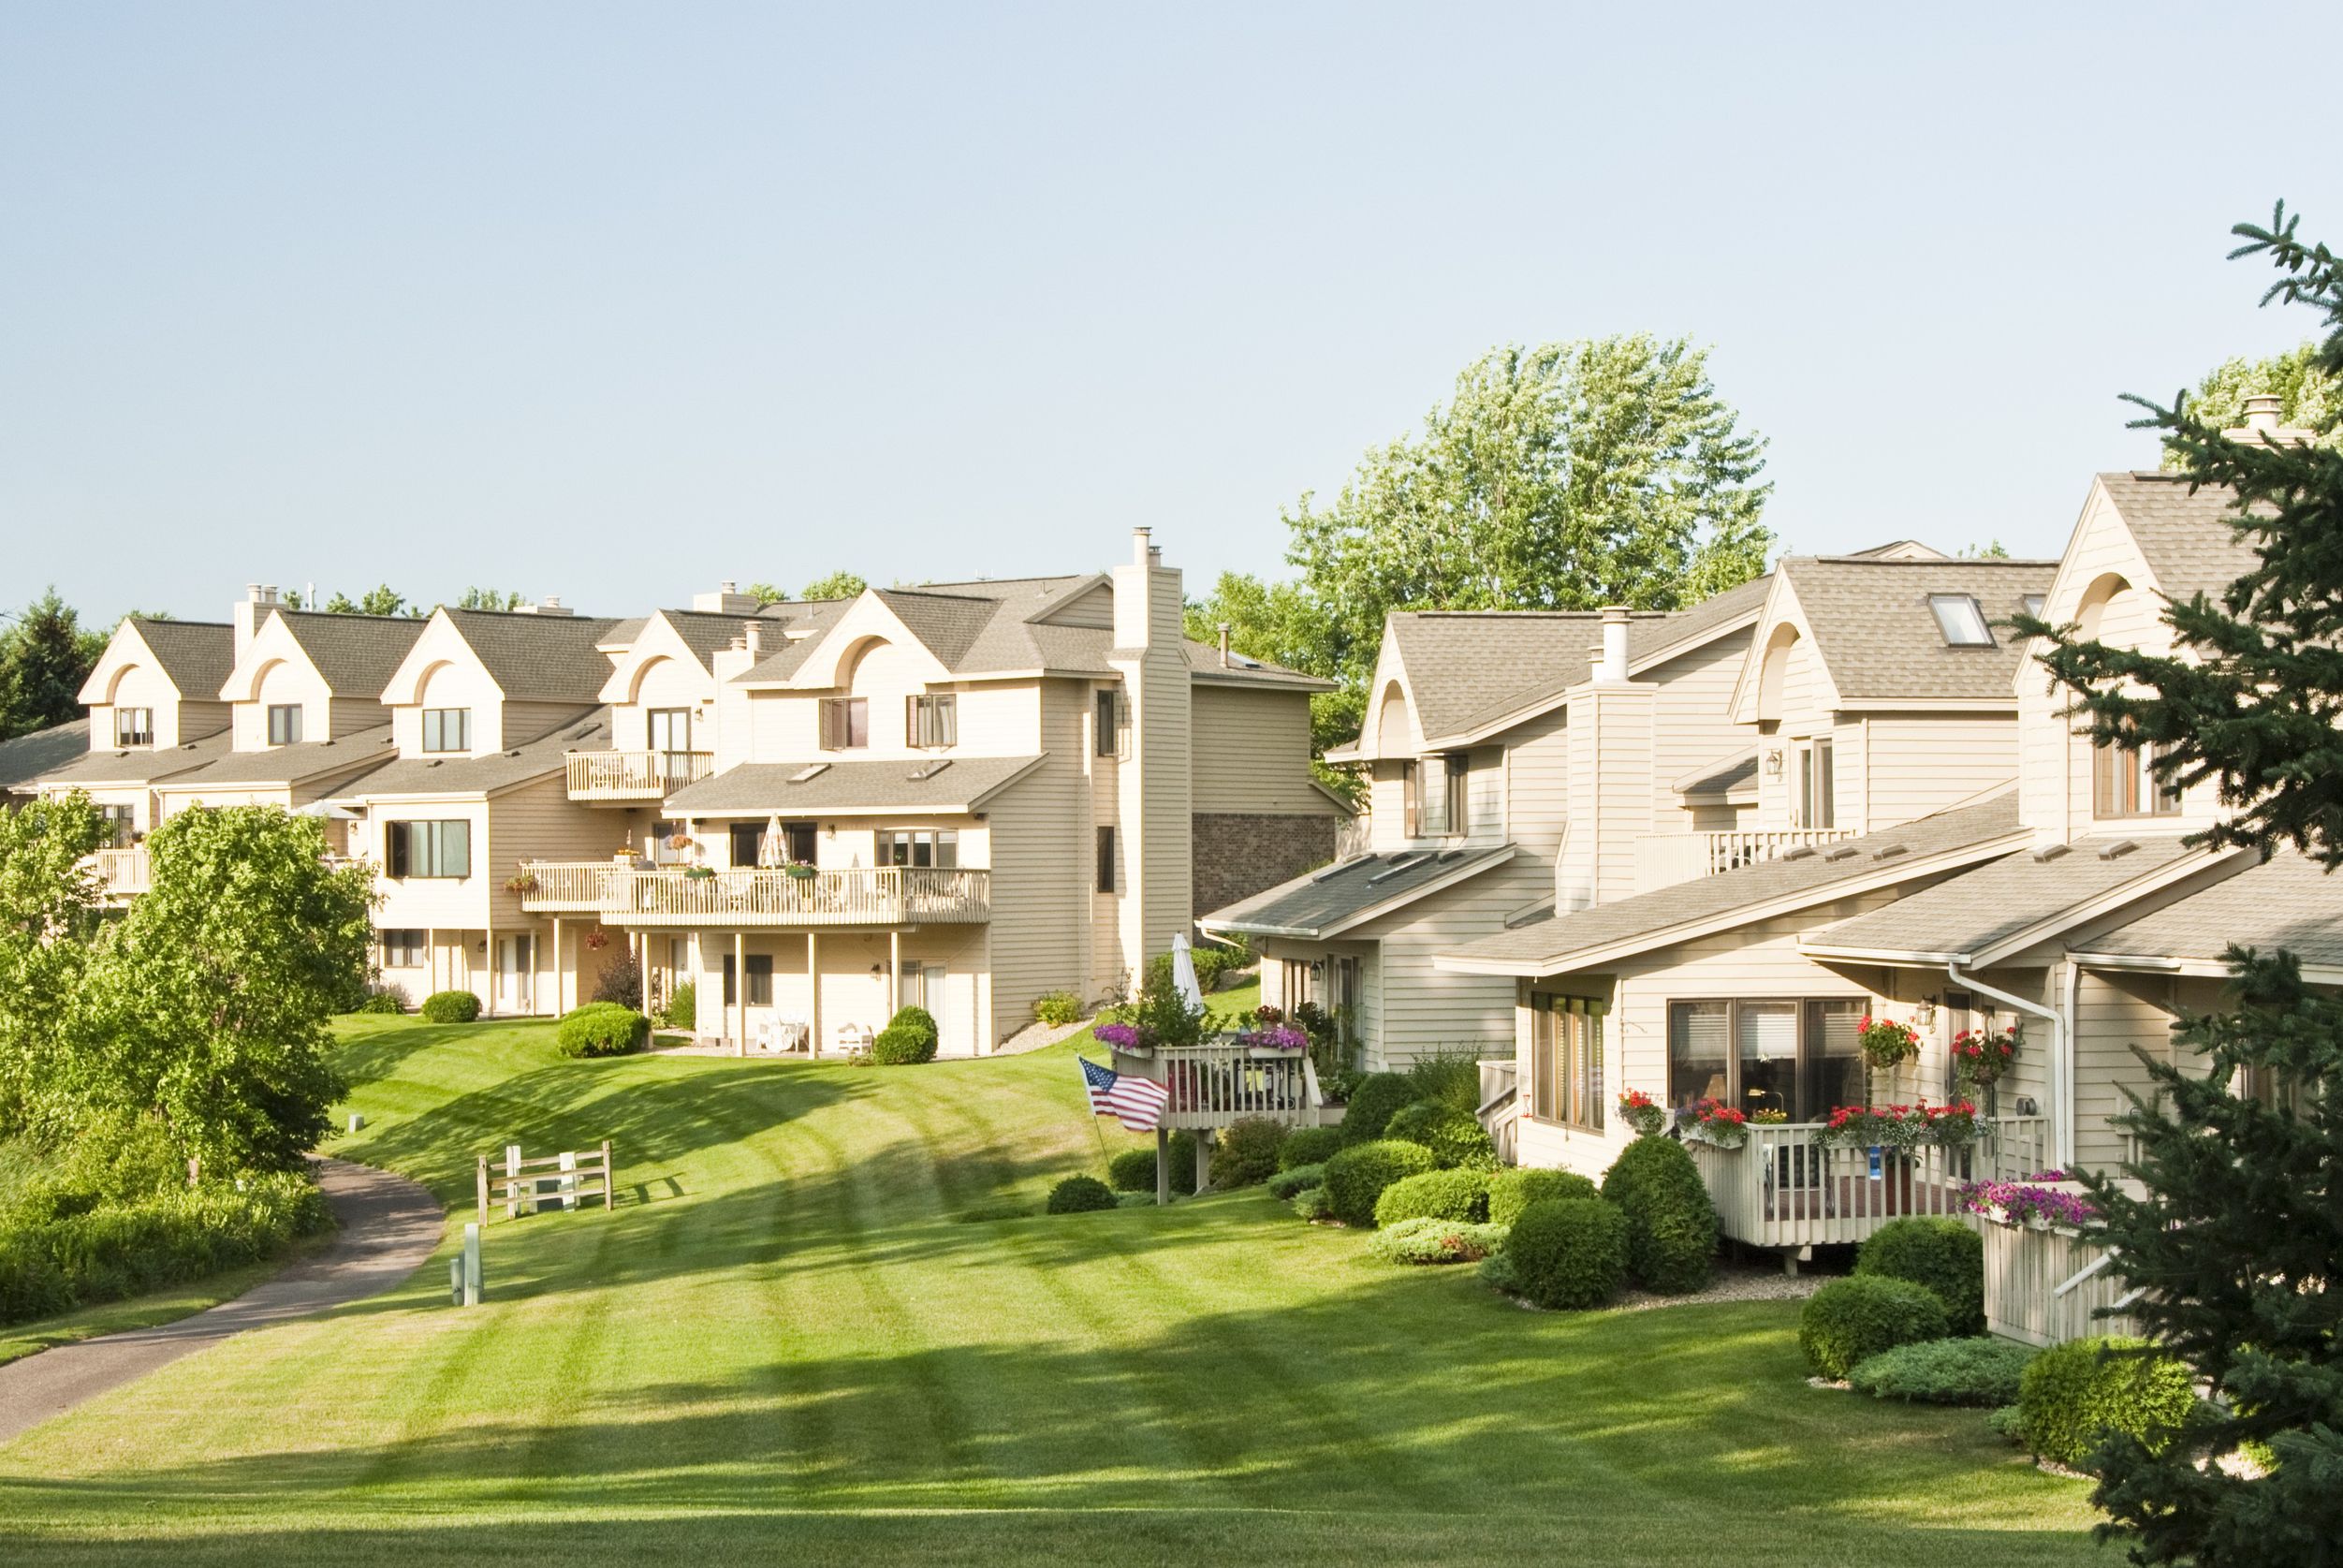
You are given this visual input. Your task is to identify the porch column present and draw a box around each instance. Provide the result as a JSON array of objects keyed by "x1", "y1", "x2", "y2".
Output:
[
  {"x1": 427, "y1": 928, "x2": 437, "y2": 998},
  {"x1": 637, "y1": 929, "x2": 651, "y2": 1018},
  {"x1": 484, "y1": 925, "x2": 495, "y2": 1018},
  {"x1": 734, "y1": 931, "x2": 746, "y2": 1058},
  {"x1": 551, "y1": 916, "x2": 563, "y2": 1015},
  {"x1": 808, "y1": 931, "x2": 821, "y2": 1058},
  {"x1": 888, "y1": 930, "x2": 901, "y2": 1018}
]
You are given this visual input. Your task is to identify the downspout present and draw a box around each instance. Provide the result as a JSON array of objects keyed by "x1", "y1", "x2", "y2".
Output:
[{"x1": 1948, "y1": 959, "x2": 2072, "y2": 1168}]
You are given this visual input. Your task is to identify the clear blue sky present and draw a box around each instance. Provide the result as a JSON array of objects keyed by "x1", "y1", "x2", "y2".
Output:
[{"x1": 2, "y1": 4, "x2": 2334, "y2": 625}]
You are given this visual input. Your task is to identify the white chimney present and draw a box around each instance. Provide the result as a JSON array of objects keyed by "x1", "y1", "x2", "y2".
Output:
[
  {"x1": 2224, "y1": 393, "x2": 2317, "y2": 447},
  {"x1": 1598, "y1": 606, "x2": 1631, "y2": 682},
  {"x1": 233, "y1": 583, "x2": 278, "y2": 665},
  {"x1": 744, "y1": 621, "x2": 763, "y2": 657},
  {"x1": 1218, "y1": 622, "x2": 1232, "y2": 667},
  {"x1": 514, "y1": 595, "x2": 575, "y2": 616},
  {"x1": 693, "y1": 580, "x2": 762, "y2": 614},
  {"x1": 1132, "y1": 526, "x2": 1153, "y2": 568}
]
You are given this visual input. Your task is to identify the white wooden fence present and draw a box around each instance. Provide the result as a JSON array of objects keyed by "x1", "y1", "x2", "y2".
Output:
[
  {"x1": 564, "y1": 751, "x2": 716, "y2": 799},
  {"x1": 1633, "y1": 828, "x2": 1861, "y2": 893},
  {"x1": 1687, "y1": 1115, "x2": 2049, "y2": 1250},
  {"x1": 518, "y1": 862, "x2": 989, "y2": 927},
  {"x1": 1152, "y1": 1044, "x2": 1330, "y2": 1131},
  {"x1": 1984, "y1": 1220, "x2": 2139, "y2": 1347}
]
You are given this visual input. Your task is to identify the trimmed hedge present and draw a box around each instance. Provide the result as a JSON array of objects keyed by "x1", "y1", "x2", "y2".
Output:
[
  {"x1": 1505, "y1": 1197, "x2": 1629, "y2": 1310},
  {"x1": 1857, "y1": 1217, "x2": 1985, "y2": 1336},
  {"x1": 418, "y1": 989, "x2": 480, "y2": 1024},
  {"x1": 1373, "y1": 1168, "x2": 1491, "y2": 1228},
  {"x1": 1368, "y1": 1218, "x2": 1506, "y2": 1266},
  {"x1": 1214, "y1": 1118, "x2": 1284, "y2": 1189},
  {"x1": 1045, "y1": 1176, "x2": 1117, "y2": 1214},
  {"x1": 1032, "y1": 990, "x2": 1085, "y2": 1028},
  {"x1": 2015, "y1": 1336, "x2": 2198, "y2": 1470},
  {"x1": 1485, "y1": 1167, "x2": 1600, "y2": 1227},
  {"x1": 1797, "y1": 1276, "x2": 1952, "y2": 1379},
  {"x1": 1849, "y1": 1337, "x2": 2036, "y2": 1407},
  {"x1": 1266, "y1": 1163, "x2": 1325, "y2": 1200},
  {"x1": 1278, "y1": 1125, "x2": 1344, "y2": 1171},
  {"x1": 870, "y1": 1005, "x2": 940, "y2": 1065},
  {"x1": 556, "y1": 1003, "x2": 649, "y2": 1059},
  {"x1": 1339, "y1": 1074, "x2": 1417, "y2": 1144},
  {"x1": 1106, "y1": 1135, "x2": 1197, "y2": 1194},
  {"x1": 1321, "y1": 1138, "x2": 1438, "y2": 1226},
  {"x1": 1600, "y1": 1135, "x2": 1718, "y2": 1293},
  {"x1": 1291, "y1": 1185, "x2": 1333, "y2": 1221},
  {"x1": 1383, "y1": 1100, "x2": 1498, "y2": 1170}
]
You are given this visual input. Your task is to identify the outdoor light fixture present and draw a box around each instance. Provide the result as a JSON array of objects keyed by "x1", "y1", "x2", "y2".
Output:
[
  {"x1": 1914, "y1": 998, "x2": 1938, "y2": 1027},
  {"x1": 1764, "y1": 749, "x2": 1783, "y2": 777}
]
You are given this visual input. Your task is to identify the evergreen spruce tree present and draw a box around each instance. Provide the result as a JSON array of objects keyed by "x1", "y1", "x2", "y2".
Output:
[{"x1": 0, "y1": 589, "x2": 106, "y2": 740}]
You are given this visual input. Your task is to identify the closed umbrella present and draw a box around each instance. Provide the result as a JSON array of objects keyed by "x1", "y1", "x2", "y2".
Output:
[
  {"x1": 758, "y1": 814, "x2": 786, "y2": 868},
  {"x1": 1169, "y1": 933, "x2": 1204, "y2": 1010}
]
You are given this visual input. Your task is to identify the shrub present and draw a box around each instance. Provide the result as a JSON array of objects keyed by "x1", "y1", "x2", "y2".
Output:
[
  {"x1": 1384, "y1": 1100, "x2": 1498, "y2": 1170},
  {"x1": 350, "y1": 986, "x2": 406, "y2": 1015},
  {"x1": 1321, "y1": 1138, "x2": 1438, "y2": 1226},
  {"x1": 1506, "y1": 1197, "x2": 1630, "y2": 1310},
  {"x1": 1476, "y1": 1250, "x2": 1521, "y2": 1294},
  {"x1": 1032, "y1": 990, "x2": 1085, "y2": 1028},
  {"x1": 1797, "y1": 1277, "x2": 1952, "y2": 1380},
  {"x1": 1143, "y1": 945, "x2": 1237, "y2": 997},
  {"x1": 1373, "y1": 1168, "x2": 1491, "y2": 1227},
  {"x1": 1857, "y1": 1217, "x2": 1985, "y2": 1336},
  {"x1": 870, "y1": 1005, "x2": 940, "y2": 1065},
  {"x1": 1106, "y1": 1135, "x2": 1197, "y2": 1194},
  {"x1": 418, "y1": 989, "x2": 479, "y2": 1024},
  {"x1": 1368, "y1": 1217, "x2": 1507, "y2": 1266},
  {"x1": 657, "y1": 980, "x2": 696, "y2": 1032},
  {"x1": 2014, "y1": 1336, "x2": 2198, "y2": 1470},
  {"x1": 1278, "y1": 1125, "x2": 1344, "y2": 1171},
  {"x1": 556, "y1": 1003, "x2": 649, "y2": 1059},
  {"x1": 1486, "y1": 1167, "x2": 1600, "y2": 1226},
  {"x1": 1290, "y1": 1185, "x2": 1332, "y2": 1221},
  {"x1": 1402, "y1": 1053, "x2": 1484, "y2": 1112},
  {"x1": 589, "y1": 962, "x2": 642, "y2": 1009},
  {"x1": 1600, "y1": 1135, "x2": 1718, "y2": 1293},
  {"x1": 1045, "y1": 1175, "x2": 1118, "y2": 1215},
  {"x1": 1849, "y1": 1337, "x2": 2036, "y2": 1407},
  {"x1": 1266, "y1": 1163, "x2": 1325, "y2": 1200},
  {"x1": 1213, "y1": 1118, "x2": 1284, "y2": 1188},
  {"x1": 1339, "y1": 1074, "x2": 1417, "y2": 1143}
]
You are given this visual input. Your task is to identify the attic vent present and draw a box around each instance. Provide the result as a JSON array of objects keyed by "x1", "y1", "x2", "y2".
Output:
[
  {"x1": 425, "y1": 759, "x2": 442, "y2": 768},
  {"x1": 1825, "y1": 844, "x2": 1861, "y2": 860},
  {"x1": 507, "y1": 749, "x2": 522, "y2": 758},
  {"x1": 2031, "y1": 843, "x2": 2071, "y2": 863},
  {"x1": 1311, "y1": 856, "x2": 1374, "y2": 883},
  {"x1": 906, "y1": 758, "x2": 953, "y2": 782},
  {"x1": 788, "y1": 763, "x2": 830, "y2": 784},
  {"x1": 2098, "y1": 840, "x2": 2140, "y2": 861},
  {"x1": 1779, "y1": 846, "x2": 1819, "y2": 861},
  {"x1": 1871, "y1": 843, "x2": 1910, "y2": 861},
  {"x1": 1368, "y1": 854, "x2": 1426, "y2": 885},
  {"x1": 1438, "y1": 849, "x2": 1464, "y2": 862}
]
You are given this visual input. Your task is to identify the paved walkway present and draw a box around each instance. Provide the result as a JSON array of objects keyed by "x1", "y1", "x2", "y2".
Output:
[{"x1": 0, "y1": 1157, "x2": 443, "y2": 1444}]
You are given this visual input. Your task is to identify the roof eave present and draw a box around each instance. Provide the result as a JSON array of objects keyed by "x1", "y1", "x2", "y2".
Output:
[{"x1": 1967, "y1": 846, "x2": 2251, "y2": 968}]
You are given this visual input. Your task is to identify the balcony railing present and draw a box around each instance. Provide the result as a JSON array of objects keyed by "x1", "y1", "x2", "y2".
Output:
[
  {"x1": 564, "y1": 751, "x2": 716, "y2": 801},
  {"x1": 516, "y1": 862, "x2": 989, "y2": 927},
  {"x1": 1150, "y1": 1043, "x2": 1331, "y2": 1132},
  {"x1": 91, "y1": 846, "x2": 150, "y2": 897},
  {"x1": 1685, "y1": 1115, "x2": 2049, "y2": 1251},
  {"x1": 1633, "y1": 828, "x2": 1860, "y2": 893}
]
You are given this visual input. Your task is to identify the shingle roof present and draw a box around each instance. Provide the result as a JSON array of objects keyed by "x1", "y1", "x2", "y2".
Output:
[
  {"x1": 1676, "y1": 752, "x2": 1758, "y2": 801},
  {"x1": 1804, "y1": 834, "x2": 2216, "y2": 962},
  {"x1": 156, "y1": 725, "x2": 399, "y2": 788},
  {"x1": 2096, "y1": 472, "x2": 2263, "y2": 605},
  {"x1": 37, "y1": 726, "x2": 234, "y2": 787},
  {"x1": 2077, "y1": 851, "x2": 2343, "y2": 971},
  {"x1": 1439, "y1": 792, "x2": 2026, "y2": 975},
  {"x1": 662, "y1": 755, "x2": 1044, "y2": 815},
  {"x1": 275, "y1": 612, "x2": 428, "y2": 698},
  {"x1": 1200, "y1": 844, "x2": 1517, "y2": 937},
  {"x1": 341, "y1": 710, "x2": 609, "y2": 799},
  {"x1": 0, "y1": 719, "x2": 92, "y2": 794},
  {"x1": 442, "y1": 610, "x2": 623, "y2": 703},
  {"x1": 655, "y1": 610, "x2": 768, "y2": 671},
  {"x1": 871, "y1": 590, "x2": 1002, "y2": 668},
  {"x1": 1781, "y1": 555, "x2": 2058, "y2": 702},
  {"x1": 127, "y1": 619, "x2": 235, "y2": 700}
]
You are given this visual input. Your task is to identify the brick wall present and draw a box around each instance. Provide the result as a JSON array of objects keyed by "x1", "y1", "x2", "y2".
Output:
[{"x1": 1193, "y1": 812, "x2": 1338, "y2": 918}]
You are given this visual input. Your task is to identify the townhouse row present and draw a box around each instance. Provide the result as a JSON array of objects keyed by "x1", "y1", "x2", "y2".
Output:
[{"x1": 36, "y1": 530, "x2": 1348, "y2": 1055}]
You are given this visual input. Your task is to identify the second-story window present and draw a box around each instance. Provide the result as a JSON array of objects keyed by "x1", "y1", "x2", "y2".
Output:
[
  {"x1": 267, "y1": 704, "x2": 303, "y2": 746},
  {"x1": 2094, "y1": 738, "x2": 2181, "y2": 819},
  {"x1": 647, "y1": 708, "x2": 693, "y2": 756},
  {"x1": 421, "y1": 708, "x2": 471, "y2": 754},
  {"x1": 384, "y1": 820, "x2": 471, "y2": 879},
  {"x1": 1404, "y1": 754, "x2": 1468, "y2": 838},
  {"x1": 879, "y1": 828, "x2": 959, "y2": 869},
  {"x1": 1794, "y1": 739, "x2": 1836, "y2": 828},
  {"x1": 907, "y1": 694, "x2": 957, "y2": 749},
  {"x1": 819, "y1": 696, "x2": 869, "y2": 751},
  {"x1": 1095, "y1": 687, "x2": 1128, "y2": 758},
  {"x1": 1096, "y1": 825, "x2": 1117, "y2": 893},
  {"x1": 114, "y1": 708, "x2": 154, "y2": 748},
  {"x1": 98, "y1": 803, "x2": 136, "y2": 848}
]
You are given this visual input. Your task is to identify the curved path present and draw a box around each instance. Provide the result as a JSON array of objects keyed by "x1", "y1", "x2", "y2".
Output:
[{"x1": 0, "y1": 1157, "x2": 442, "y2": 1444}]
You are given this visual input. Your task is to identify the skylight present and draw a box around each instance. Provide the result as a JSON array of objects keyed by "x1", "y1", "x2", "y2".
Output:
[
  {"x1": 2023, "y1": 593, "x2": 2046, "y2": 619},
  {"x1": 1928, "y1": 593, "x2": 1994, "y2": 647}
]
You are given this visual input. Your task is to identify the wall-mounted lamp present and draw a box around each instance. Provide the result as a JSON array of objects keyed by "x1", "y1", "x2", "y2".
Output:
[
  {"x1": 1764, "y1": 749, "x2": 1784, "y2": 778},
  {"x1": 1914, "y1": 997, "x2": 1938, "y2": 1028}
]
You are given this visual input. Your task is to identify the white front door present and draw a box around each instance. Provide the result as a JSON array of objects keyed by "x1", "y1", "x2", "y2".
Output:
[{"x1": 499, "y1": 935, "x2": 534, "y2": 1015}]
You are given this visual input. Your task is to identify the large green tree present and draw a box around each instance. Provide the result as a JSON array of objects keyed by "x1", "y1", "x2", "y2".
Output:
[
  {"x1": 2162, "y1": 340, "x2": 2339, "y2": 469},
  {"x1": 0, "y1": 589, "x2": 108, "y2": 740},
  {"x1": 0, "y1": 794, "x2": 107, "y2": 1140},
  {"x1": 2022, "y1": 204, "x2": 2343, "y2": 1562}
]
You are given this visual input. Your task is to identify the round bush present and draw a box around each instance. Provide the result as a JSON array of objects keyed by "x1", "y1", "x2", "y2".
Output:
[
  {"x1": 1600, "y1": 1136, "x2": 1719, "y2": 1293},
  {"x1": 418, "y1": 989, "x2": 480, "y2": 1024},
  {"x1": 1339, "y1": 1074, "x2": 1417, "y2": 1144},
  {"x1": 1290, "y1": 1184, "x2": 1333, "y2": 1221},
  {"x1": 2016, "y1": 1336, "x2": 2198, "y2": 1470},
  {"x1": 1278, "y1": 1125, "x2": 1344, "y2": 1171},
  {"x1": 1032, "y1": 990, "x2": 1085, "y2": 1028},
  {"x1": 1797, "y1": 1276, "x2": 1952, "y2": 1379},
  {"x1": 349, "y1": 988, "x2": 406, "y2": 1015},
  {"x1": 1266, "y1": 1163, "x2": 1325, "y2": 1200},
  {"x1": 1857, "y1": 1217, "x2": 1985, "y2": 1335},
  {"x1": 1368, "y1": 1217, "x2": 1506, "y2": 1266},
  {"x1": 1506, "y1": 1197, "x2": 1630, "y2": 1310},
  {"x1": 1486, "y1": 1167, "x2": 1600, "y2": 1226},
  {"x1": 869, "y1": 1005, "x2": 940, "y2": 1064},
  {"x1": 556, "y1": 1003, "x2": 650, "y2": 1059},
  {"x1": 1214, "y1": 1117, "x2": 1284, "y2": 1188},
  {"x1": 1046, "y1": 1175, "x2": 1118, "y2": 1214},
  {"x1": 1384, "y1": 1100, "x2": 1498, "y2": 1170},
  {"x1": 1848, "y1": 1336, "x2": 2036, "y2": 1407},
  {"x1": 1320, "y1": 1138, "x2": 1438, "y2": 1226},
  {"x1": 1105, "y1": 1135, "x2": 1196, "y2": 1194},
  {"x1": 1373, "y1": 1168, "x2": 1491, "y2": 1227}
]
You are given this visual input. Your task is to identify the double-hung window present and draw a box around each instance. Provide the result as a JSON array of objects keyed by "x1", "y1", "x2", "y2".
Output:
[
  {"x1": 1794, "y1": 739, "x2": 1836, "y2": 828},
  {"x1": 98, "y1": 803, "x2": 137, "y2": 848},
  {"x1": 379, "y1": 929, "x2": 426, "y2": 968},
  {"x1": 906, "y1": 694, "x2": 957, "y2": 749},
  {"x1": 723, "y1": 953, "x2": 773, "y2": 1007},
  {"x1": 879, "y1": 828, "x2": 959, "y2": 869},
  {"x1": 1403, "y1": 753, "x2": 1469, "y2": 838},
  {"x1": 1096, "y1": 825, "x2": 1117, "y2": 893},
  {"x1": 1666, "y1": 997, "x2": 1867, "y2": 1122},
  {"x1": 420, "y1": 708, "x2": 471, "y2": 754},
  {"x1": 1094, "y1": 688, "x2": 1128, "y2": 758},
  {"x1": 2093, "y1": 738, "x2": 2181, "y2": 819},
  {"x1": 1529, "y1": 994, "x2": 1605, "y2": 1131},
  {"x1": 818, "y1": 696, "x2": 869, "y2": 751},
  {"x1": 384, "y1": 820, "x2": 471, "y2": 879},
  {"x1": 267, "y1": 704, "x2": 303, "y2": 746},
  {"x1": 114, "y1": 708, "x2": 154, "y2": 748}
]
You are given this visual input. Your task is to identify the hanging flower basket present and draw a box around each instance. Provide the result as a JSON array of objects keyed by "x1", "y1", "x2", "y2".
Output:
[
  {"x1": 666, "y1": 832, "x2": 693, "y2": 851},
  {"x1": 1681, "y1": 1097, "x2": 1749, "y2": 1149},
  {"x1": 1855, "y1": 1015, "x2": 1922, "y2": 1071},
  {"x1": 582, "y1": 925, "x2": 610, "y2": 952},
  {"x1": 504, "y1": 872, "x2": 540, "y2": 895},
  {"x1": 783, "y1": 861, "x2": 818, "y2": 880},
  {"x1": 1617, "y1": 1089, "x2": 1666, "y2": 1138},
  {"x1": 1951, "y1": 1024, "x2": 2020, "y2": 1087}
]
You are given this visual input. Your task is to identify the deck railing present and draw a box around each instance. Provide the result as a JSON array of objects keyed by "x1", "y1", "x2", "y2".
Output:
[
  {"x1": 1153, "y1": 1043, "x2": 1329, "y2": 1132},
  {"x1": 90, "y1": 846, "x2": 151, "y2": 897},
  {"x1": 1633, "y1": 828, "x2": 1861, "y2": 893},
  {"x1": 1687, "y1": 1115, "x2": 2049, "y2": 1250},
  {"x1": 516, "y1": 861, "x2": 989, "y2": 927},
  {"x1": 564, "y1": 751, "x2": 716, "y2": 801},
  {"x1": 1984, "y1": 1220, "x2": 2139, "y2": 1347}
]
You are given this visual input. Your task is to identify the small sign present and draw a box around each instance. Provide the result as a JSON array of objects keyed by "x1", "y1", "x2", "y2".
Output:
[{"x1": 1867, "y1": 1146, "x2": 1884, "y2": 1182}]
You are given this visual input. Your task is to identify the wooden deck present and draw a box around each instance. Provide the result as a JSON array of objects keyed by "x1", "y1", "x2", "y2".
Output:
[{"x1": 1688, "y1": 1117, "x2": 2049, "y2": 1251}]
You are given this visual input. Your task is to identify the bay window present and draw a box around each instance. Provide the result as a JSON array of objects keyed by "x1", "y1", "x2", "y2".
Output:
[{"x1": 1529, "y1": 993, "x2": 1604, "y2": 1131}]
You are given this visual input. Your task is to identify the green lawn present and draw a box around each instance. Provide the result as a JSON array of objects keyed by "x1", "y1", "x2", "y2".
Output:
[{"x1": 0, "y1": 1004, "x2": 2108, "y2": 1565}]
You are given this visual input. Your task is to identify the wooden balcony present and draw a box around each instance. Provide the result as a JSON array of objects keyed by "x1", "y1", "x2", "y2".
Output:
[
  {"x1": 1686, "y1": 1115, "x2": 2049, "y2": 1251},
  {"x1": 90, "y1": 846, "x2": 150, "y2": 899},
  {"x1": 515, "y1": 861, "x2": 989, "y2": 928},
  {"x1": 1633, "y1": 828, "x2": 1860, "y2": 893},
  {"x1": 1137, "y1": 1043, "x2": 1335, "y2": 1132},
  {"x1": 564, "y1": 751, "x2": 716, "y2": 803}
]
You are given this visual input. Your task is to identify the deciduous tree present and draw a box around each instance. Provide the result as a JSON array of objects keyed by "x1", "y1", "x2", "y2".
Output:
[{"x1": 0, "y1": 794, "x2": 106, "y2": 1138}]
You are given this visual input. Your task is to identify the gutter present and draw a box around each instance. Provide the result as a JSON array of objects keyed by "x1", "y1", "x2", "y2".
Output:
[{"x1": 1946, "y1": 959, "x2": 2072, "y2": 1168}]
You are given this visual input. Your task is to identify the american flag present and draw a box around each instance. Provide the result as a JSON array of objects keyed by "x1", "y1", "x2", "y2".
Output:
[{"x1": 1079, "y1": 1056, "x2": 1169, "y2": 1133}]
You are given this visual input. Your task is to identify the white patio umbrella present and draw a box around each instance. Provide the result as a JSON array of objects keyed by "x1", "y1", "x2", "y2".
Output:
[
  {"x1": 758, "y1": 813, "x2": 786, "y2": 868},
  {"x1": 1169, "y1": 933, "x2": 1205, "y2": 1009}
]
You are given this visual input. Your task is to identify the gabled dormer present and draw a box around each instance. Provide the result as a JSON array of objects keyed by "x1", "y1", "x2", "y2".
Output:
[
  {"x1": 378, "y1": 606, "x2": 620, "y2": 759},
  {"x1": 218, "y1": 608, "x2": 425, "y2": 749},
  {"x1": 77, "y1": 617, "x2": 233, "y2": 751}
]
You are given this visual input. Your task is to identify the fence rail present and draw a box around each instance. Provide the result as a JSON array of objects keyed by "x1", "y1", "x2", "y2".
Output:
[
  {"x1": 1633, "y1": 828, "x2": 1861, "y2": 893},
  {"x1": 1152, "y1": 1044, "x2": 1329, "y2": 1131},
  {"x1": 90, "y1": 846, "x2": 150, "y2": 897},
  {"x1": 476, "y1": 1141, "x2": 615, "y2": 1224},
  {"x1": 564, "y1": 750, "x2": 716, "y2": 800},
  {"x1": 1687, "y1": 1115, "x2": 2049, "y2": 1250},
  {"x1": 517, "y1": 861, "x2": 990, "y2": 926},
  {"x1": 1984, "y1": 1215, "x2": 2139, "y2": 1346}
]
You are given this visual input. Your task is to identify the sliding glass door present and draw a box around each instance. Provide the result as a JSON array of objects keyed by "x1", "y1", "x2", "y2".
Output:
[{"x1": 1668, "y1": 996, "x2": 1872, "y2": 1122}]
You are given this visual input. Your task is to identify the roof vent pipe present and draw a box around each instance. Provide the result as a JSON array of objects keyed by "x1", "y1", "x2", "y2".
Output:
[
  {"x1": 744, "y1": 621, "x2": 763, "y2": 657},
  {"x1": 1132, "y1": 526, "x2": 1152, "y2": 568},
  {"x1": 1598, "y1": 606, "x2": 1631, "y2": 681},
  {"x1": 1218, "y1": 623, "x2": 1231, "y2": 667}
]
